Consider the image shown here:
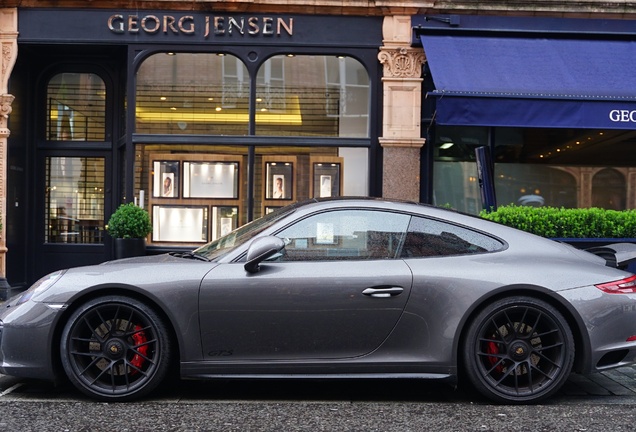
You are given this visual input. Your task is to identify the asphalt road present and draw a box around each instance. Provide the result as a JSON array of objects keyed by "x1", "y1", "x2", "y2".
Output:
[{"x1": 2, "y1": 367, "x2": 636, "y2": 431}]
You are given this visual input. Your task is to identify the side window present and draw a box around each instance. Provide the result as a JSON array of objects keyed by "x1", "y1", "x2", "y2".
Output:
[
  {"x1": 276, "y1": 210, "x2": 410, "y2": 261},
  {"x1": 400, "y1": 217, "x2": 503, "y2": 258}
]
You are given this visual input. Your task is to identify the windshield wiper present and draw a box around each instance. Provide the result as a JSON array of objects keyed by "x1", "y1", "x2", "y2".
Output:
[{"x1": 169, "y1": 251, "x2": 210, "y2": 262}]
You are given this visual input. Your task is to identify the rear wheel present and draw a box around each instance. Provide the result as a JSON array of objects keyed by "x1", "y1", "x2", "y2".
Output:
[
  {"x1": 463, "y1": 296, "x2": 574, "y2": 404},
  {"x1": 60, "y1": 295, "x2": 172, "y2": 401}
]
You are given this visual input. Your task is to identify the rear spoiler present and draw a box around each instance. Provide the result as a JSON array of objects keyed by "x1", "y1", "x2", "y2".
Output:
[{"x1": 585, "y1": 243, "x2": 636, "y2": 269}]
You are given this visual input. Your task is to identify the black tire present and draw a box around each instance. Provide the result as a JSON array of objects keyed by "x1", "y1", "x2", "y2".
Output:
[
  {"x1": 463, "y1": 296, "x2": 574, "y2": 404},
  {"x1": 60, "y1": 295, "x2": 172, "y2": 401}
]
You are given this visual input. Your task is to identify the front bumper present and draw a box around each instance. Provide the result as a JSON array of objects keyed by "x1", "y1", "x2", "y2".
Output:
[{"x1": 0, "y1": 299, "x2": 62, "y2": 381}]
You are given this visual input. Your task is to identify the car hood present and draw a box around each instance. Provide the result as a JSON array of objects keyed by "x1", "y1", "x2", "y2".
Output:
[
  {"x1": 100, "y1": 253, "x2": 189, "y2": 265},
  {"x1": 32, "y1": 253, "x2": 218, "y2": 304}
]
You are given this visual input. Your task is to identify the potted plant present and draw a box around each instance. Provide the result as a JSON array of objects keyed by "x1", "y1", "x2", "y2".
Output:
[{"x1": 107, "y1": 203, "x2": 153, "y2": 259}]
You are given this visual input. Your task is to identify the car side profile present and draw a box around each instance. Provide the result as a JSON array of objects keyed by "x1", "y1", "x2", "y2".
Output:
[{"x1": 2, "y1": 198, "x2": 636, "y2": 404}]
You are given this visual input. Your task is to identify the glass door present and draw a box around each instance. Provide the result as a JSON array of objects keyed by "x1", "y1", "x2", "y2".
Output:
[
  {"x1": 35, "y1": 153, "x2": 112, "y2": 280},
  {"x1": 45, "y1": 156, "x2": 106, "y2": 244}
]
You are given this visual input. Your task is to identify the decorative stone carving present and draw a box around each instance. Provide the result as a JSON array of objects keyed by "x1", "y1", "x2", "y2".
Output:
[
  {"x1": 0, "y1": 93, "x2": 13, "y2": 136},
  {"x1": 378, "y1": 47, "x2": 425, "y2": 79}
]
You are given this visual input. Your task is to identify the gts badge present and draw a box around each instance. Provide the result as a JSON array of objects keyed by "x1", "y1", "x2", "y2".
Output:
[{"x1": 208, "y1": 349, "x2": 234, "y2": 357}]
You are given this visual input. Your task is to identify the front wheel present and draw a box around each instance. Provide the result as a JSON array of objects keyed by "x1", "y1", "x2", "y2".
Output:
[
  {"x1": 60, "y1": 295, "x2": 172, "y2": 401},
  {"x1": 463, "y1": 296, "x2": 574, "y2": 404}
]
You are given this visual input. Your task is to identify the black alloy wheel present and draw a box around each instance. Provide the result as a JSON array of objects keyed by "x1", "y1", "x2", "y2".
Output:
[
  {"x1": 60, "y1": 295, "x2": 172, "y2": 401},
  {"x1": 463, "y1": 296, "x2": 574, "y2": 404}
]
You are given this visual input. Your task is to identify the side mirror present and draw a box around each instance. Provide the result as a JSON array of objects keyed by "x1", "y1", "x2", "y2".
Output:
[{"x1": 244, "y1": 236, "x2": 285, "y2": 274}]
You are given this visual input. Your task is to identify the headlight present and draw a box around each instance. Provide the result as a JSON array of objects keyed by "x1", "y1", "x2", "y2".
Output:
[{"x1": 18, "y1": 270, "x2": 66, "y2": 304}]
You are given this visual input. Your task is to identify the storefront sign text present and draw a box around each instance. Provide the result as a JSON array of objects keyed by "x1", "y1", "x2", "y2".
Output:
[
  {"x1": 107, "y1": 14, "x2": 294, "y2": 38},
  {"x1": 609, "y1": 109, "x2": 636, "y2": 123}
]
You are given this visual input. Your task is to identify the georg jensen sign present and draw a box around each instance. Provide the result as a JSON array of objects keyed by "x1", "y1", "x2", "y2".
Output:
[
  {"x1": 609, "y1": 109, "x2": 636, "y2": 123},
  {"x1": 107, "y1": 14, "x2": 294, "y2": 38}
]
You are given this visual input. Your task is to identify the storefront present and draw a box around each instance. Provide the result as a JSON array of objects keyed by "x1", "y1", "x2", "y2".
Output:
[
  {"x1": 415, "y1": 15, "x2": 636, "y2": 214},
  {"x1": 6, "y1": 9, "x2": 384, "y2": 286}
]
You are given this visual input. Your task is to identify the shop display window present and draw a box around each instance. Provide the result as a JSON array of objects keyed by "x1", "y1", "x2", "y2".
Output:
[
  {"x1": 136, "y1": 54, "x2": 370, "y2": 138},
  {"x1": 137, "y1": 147, "x2": 368, "y2": 247},
  {"x1": 146, "y1": 153, "x2": 243, "y2": 245},
  {"x1": 432, "y1": 125, "x2": 636, "y2": 214}
]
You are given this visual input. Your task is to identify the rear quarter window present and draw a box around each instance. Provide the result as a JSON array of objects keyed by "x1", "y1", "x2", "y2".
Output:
[{"x1": 400, "y1": 216, "x2": 503, "y2": 258}]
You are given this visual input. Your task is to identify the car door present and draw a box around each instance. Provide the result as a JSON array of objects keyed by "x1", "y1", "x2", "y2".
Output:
[{"x1": 198, "y1": 208, "x2": 414, "y2": 361}]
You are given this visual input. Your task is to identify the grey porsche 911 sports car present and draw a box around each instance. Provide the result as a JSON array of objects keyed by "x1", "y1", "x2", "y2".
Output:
[{"x1": 2, "y1": 198, "x2": 636, "y2": 404}]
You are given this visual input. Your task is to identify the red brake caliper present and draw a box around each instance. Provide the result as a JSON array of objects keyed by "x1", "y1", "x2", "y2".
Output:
[
  {"x1": 486, "y1": 341, "x2": 504, "y2": 373},
  {"x1": 130, "y1": 325, "x2": 148, "y2": 375}
]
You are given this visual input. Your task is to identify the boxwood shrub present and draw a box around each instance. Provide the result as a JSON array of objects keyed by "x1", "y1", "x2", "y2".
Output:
[
  {"x1": 479, "y1": 205, "x2": 636, "y2": 238},
  {"x1": 107, "y1": 203, "x2": 152, "y2": 239}
]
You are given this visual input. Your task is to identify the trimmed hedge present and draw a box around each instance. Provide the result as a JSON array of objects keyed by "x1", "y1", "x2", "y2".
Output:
[{"x1": 480, "y1": 205, "x2": 636, "y2": 238}]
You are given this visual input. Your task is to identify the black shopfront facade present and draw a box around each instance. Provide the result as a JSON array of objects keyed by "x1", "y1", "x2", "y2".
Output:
[
  {"x1": 7, "y1": 9, "x2": 383, "y2": 287},
  {"x1": 416, "y1": 15, "x2": 636, "y2": 215}
]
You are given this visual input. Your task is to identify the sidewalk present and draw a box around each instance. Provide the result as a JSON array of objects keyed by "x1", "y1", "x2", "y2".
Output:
[{"x1": 561, "y1": 365, "x2": 636, "y2": 397}]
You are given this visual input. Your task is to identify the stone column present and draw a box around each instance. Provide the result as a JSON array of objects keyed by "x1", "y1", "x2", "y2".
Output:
[
  {"x1": 0, "y1": 9, "x2": 17, "y2": 280},
  {"x1": 378, "y1": 15, "x2": 425, "y2": 201}
]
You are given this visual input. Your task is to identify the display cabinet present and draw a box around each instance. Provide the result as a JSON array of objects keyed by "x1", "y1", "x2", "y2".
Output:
[
  {"x1": 261, "y1": 155, "x2": 297, "y2": 214},
  {"x1": 148, "y1": 153, "x2": 242, "y2": 245},
  {"x1": 309, "y1": 156, "x2": 343, "y2": 198}
]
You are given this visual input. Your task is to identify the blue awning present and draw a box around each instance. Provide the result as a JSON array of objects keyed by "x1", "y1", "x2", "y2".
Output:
[{"x1": 420, "y1": 34, "x2": 636, "y2": 129}]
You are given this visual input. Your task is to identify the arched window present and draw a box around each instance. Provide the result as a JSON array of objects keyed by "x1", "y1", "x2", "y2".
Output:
[{"x1": 46, "y1": 73, "x2": 106, "y2": 141}]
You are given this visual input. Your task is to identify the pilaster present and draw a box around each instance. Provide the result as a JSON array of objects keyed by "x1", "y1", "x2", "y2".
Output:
[
  {"x1": 0, "y1": 8, "x2": 18, "y2": 279},
  {"x1": 378, "y1": 15, "x2": 426, "y2": 201}
]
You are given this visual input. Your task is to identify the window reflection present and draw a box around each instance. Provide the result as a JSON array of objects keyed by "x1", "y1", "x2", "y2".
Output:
[
  {"x1": 135, "y1": 53, "x2": 370, "y2": 138},
  {"x1": 255, "y1": 55, "x2": 370, "y2": 137},
  {"x1": 136, "y1": 53, "x2": 249, "y2": 135},
  {"x1": 433, "y1": 126, "x2": 636, "y2": 213}
]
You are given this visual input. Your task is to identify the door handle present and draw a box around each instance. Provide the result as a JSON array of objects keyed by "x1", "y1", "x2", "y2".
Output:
[{"x1": 362, "y1": 287, "x2": 404, "y2": 298}]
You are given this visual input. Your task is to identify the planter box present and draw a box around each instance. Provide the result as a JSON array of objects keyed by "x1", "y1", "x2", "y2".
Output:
[{"x1": 114, "y1": 238, "x2": 147, "y2": 259}]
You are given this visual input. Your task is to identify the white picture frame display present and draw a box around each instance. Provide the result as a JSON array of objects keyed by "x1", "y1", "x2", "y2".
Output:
[
  {"x1": 265, "y1": 162, "x2": 293, "y2": 200},
  {"x1": 152, "y1": 161, "x2": 180, "y2": 198},
  {"x1": 183, "y1": 161, "x2": 239, "y2": 199},
  {"x1": 152, "y1": 205, "x2": 208, "y2": 242},
  {"x1": 312, "y1": 162, "x2": 341, "y2": 198}
]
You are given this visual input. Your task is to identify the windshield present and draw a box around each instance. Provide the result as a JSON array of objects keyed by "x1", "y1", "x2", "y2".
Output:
[{"x1": 193, "y1": 204, "x2": 300, "y2": 261}]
